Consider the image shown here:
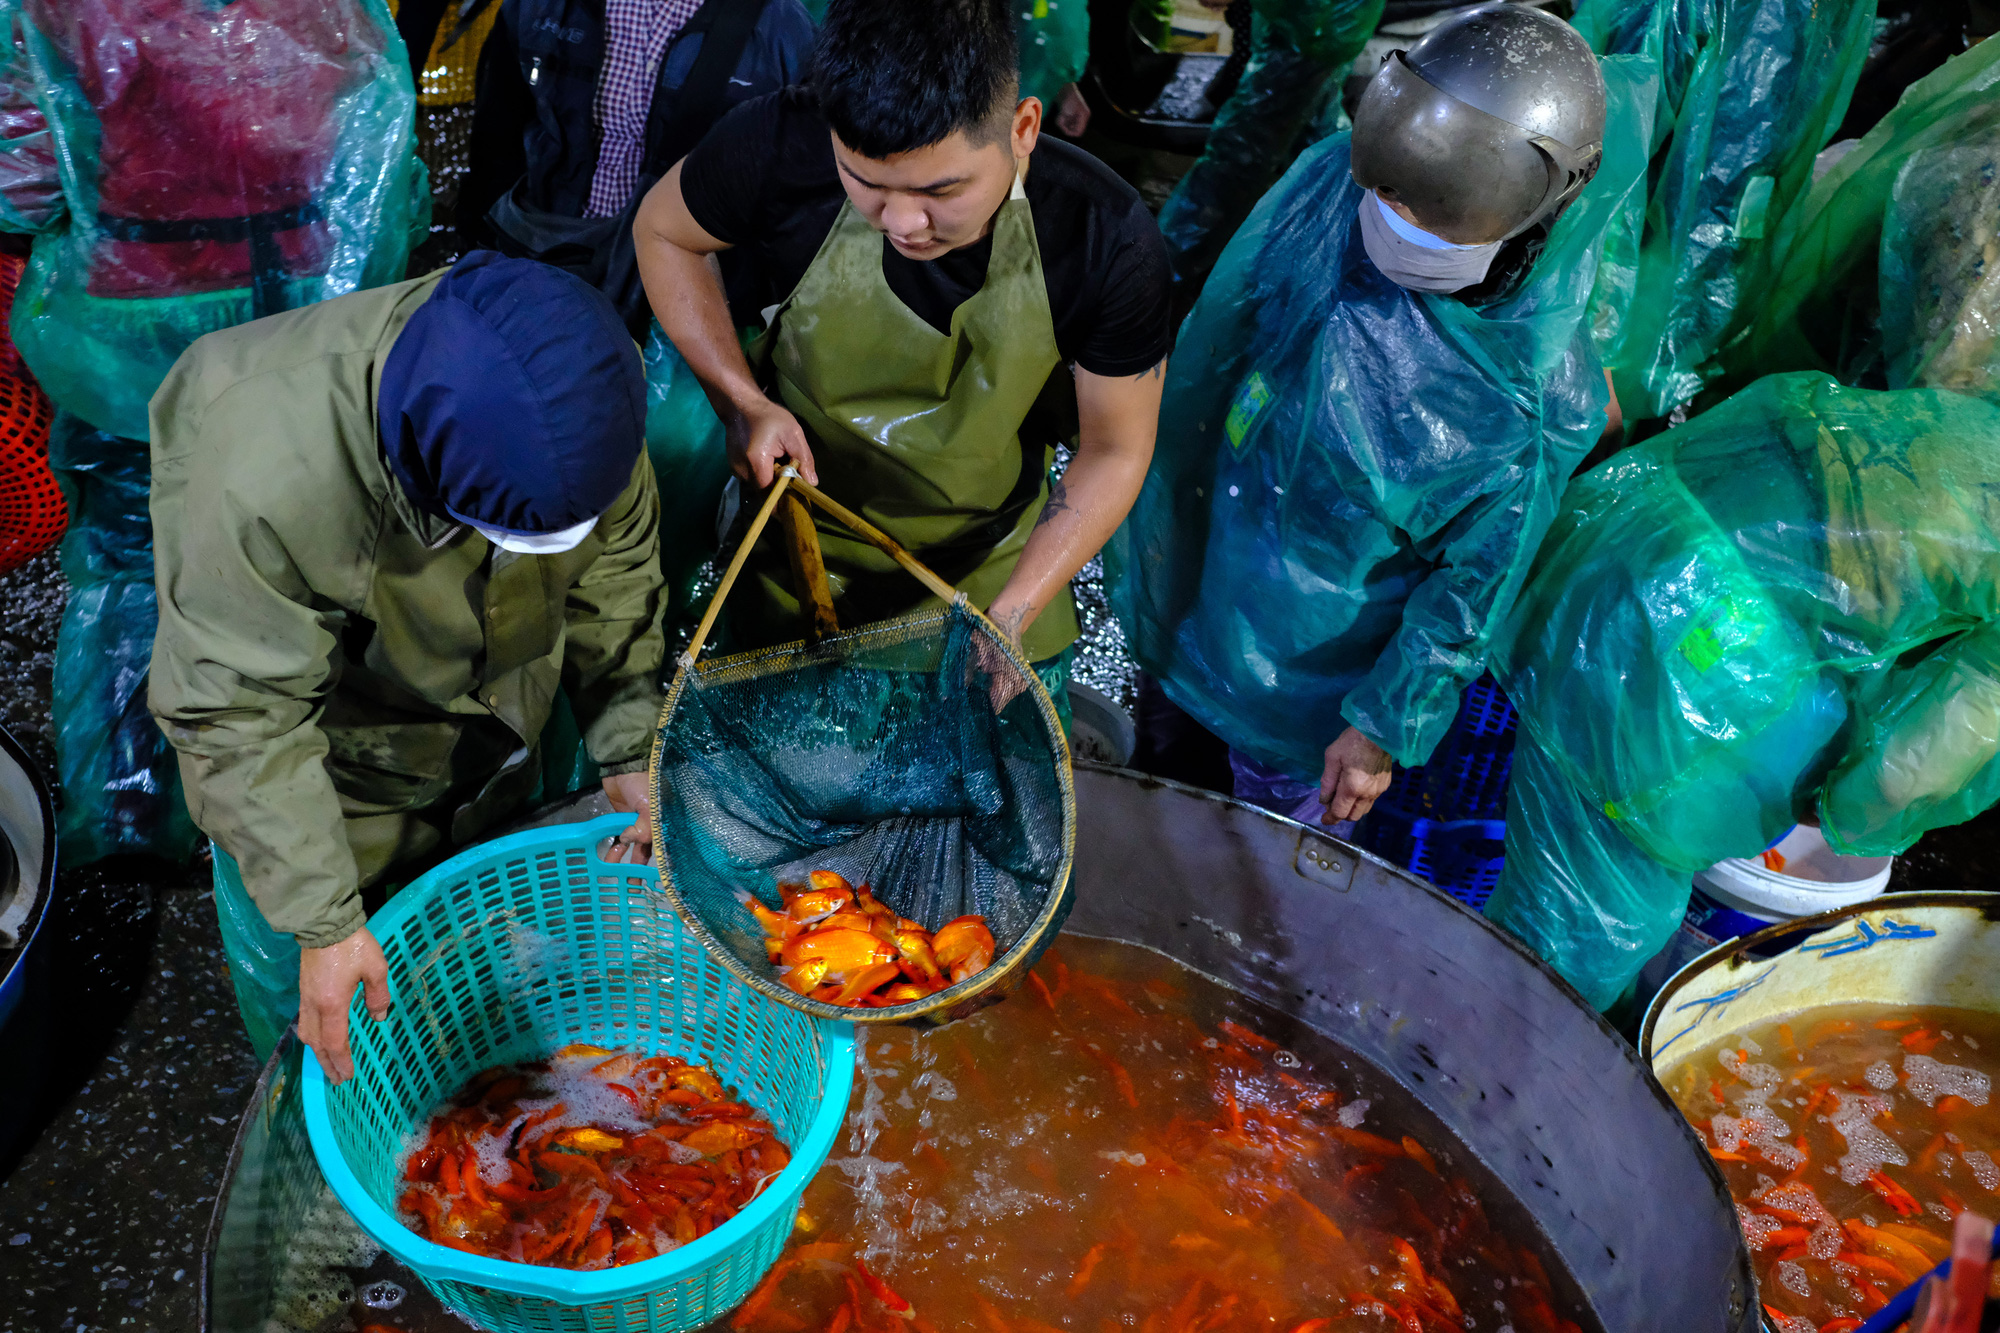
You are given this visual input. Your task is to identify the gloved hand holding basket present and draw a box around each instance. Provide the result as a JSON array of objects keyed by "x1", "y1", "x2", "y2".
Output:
[{"x1": 650, "y1": 467, "x2": 1078, "y2": 1025}]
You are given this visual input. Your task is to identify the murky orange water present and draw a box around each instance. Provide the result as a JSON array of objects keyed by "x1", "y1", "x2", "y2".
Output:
[
  {"x1": 732, "y1": 937, "x2": 1588, "y2": 1333},
  {"x1": 1664, "y1": 1003, "x2": 2000, "y2": 1332}
]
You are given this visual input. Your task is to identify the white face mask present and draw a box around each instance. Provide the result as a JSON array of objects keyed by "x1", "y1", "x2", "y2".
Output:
[
  {"x1": 1357, "y1": 191, "x2": 1504, "y2": 294},
  {"x1": 450, "y1": 512, "x2": 601, "y2": 554}
]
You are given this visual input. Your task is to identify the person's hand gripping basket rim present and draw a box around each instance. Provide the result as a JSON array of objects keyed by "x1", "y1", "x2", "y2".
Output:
[
  {"x1": 299, "y1": 927, "x2": 391, "y2": 1086},
  {"x1": 601, "y1": 770, "x2": 655, "y2": 865}
]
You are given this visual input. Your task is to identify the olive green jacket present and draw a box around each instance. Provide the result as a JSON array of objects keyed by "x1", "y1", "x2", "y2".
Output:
[{"x1": 148, "y1": 271, "x2": 666, "y2": 948}]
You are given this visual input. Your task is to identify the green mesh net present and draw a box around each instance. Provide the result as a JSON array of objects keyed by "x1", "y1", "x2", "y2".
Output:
[{"x1": 651, "y1": 602, "x2": 1075, "y2": 1023}]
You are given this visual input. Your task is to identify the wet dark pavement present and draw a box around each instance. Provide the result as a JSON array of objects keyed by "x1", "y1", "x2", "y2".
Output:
[
  {"x1": 0, "y1": 548, "x2": 264, "y2": 1333},
  {"x1": 0, "y1": 866, "x2": 259, "y2": 1333}
]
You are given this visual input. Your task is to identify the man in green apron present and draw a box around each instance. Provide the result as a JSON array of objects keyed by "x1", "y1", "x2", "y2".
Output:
[
  {"x1": 149, "y1": 253, "x2": 666, "y2": 1080},
  {"x1": 632, "y1": 0, "x2": 1172, "y2": 674}
]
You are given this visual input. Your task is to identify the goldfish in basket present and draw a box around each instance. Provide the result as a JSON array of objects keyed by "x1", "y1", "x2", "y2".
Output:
[
  {"x1": 395, "y1": 1043, "x2": 790, "y2": 1269},
  {"x1": 741, "y1": 870, "x2": 996, "y2": 1007}
]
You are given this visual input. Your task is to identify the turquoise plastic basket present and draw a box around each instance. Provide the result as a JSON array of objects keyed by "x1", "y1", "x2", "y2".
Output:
[{"x1": 301, "y1": 814, "x2": 855, "y2": 1333}]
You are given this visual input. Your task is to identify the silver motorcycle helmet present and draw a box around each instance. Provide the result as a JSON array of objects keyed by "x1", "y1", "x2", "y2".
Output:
[{"x1": 1350, "y1": 3, "x2": 1607, "y2": 245}]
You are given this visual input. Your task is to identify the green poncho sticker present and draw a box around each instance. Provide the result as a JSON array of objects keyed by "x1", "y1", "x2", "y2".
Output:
[
  {"x1": 1225, "y1": 372, "x2": 1273, "y2": 454},
  {"x1": 1677, "y1": 593, "x2": 1767, "y2": 673}
]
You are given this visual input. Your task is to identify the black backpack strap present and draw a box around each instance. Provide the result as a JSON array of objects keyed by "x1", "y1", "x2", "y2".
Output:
[{"x1": 652, "y1": 0, "x2": 773, "y2": 171}]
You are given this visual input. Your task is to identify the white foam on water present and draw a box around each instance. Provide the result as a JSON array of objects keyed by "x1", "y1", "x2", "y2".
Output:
[
  {"x1": 953, "y1": 1167, "x2": 1065, "y2": 1226},
  {"x1": 1903, "y1": 1055, "x2": 1992, "y2": 1108},
  {"x1": 1864, "y1": 1061, "x2": 1898, "y2": 1090},
  {"x1": 1829, "y1": 1091, "x2": 1909, "y2": 1185},
  {"x1": 1771, "y1": 1314, "x2": 1816, "y2": 1333},
  {"x1": 1718, "y1": 1049, "x2": 1785, "y2": 1094},
  {"x1": 1099, "y1": 1150, "x2": 1147, "y2": 1166},
  {"x1": 510, "y1": 1051, "x2": 662, "y2": 1140},
  {"x1": 1001, "y1": 1111, "x2": 1050, "y2": 1149},
  {"x1": 1713, "y1": 1107, "x2": 1803, "y2": 1170},
  {"x1": 1808, "y1": 1219, "x2": 1842, "y2": 1260},
  {"x1": 1336, "y1": 1098, "x2": 1371, "y2": 1129},
  {"x1": 1736, "y1": 1207, "x2": 1783, "y2": 1248},
  {"x1": 833, "y1": 1034, "x2": 916, "y2": 1269},
  {"x1": 1714, "y1": 1048, "x2": 1801, "y2": 1167},
  {"x1": 1962, "y1": 1147, "x2": 2000, "y2": 1192},
  {"x1": 908, "y1": 1197, "x2": 948, "y2": 1239},
  {"x1": 1759, "y1": 1182, "x2": 1834, "y2": 1227},
  {"x1": 469, "y1": 1123, "x2": 516, "y2": 1186},
  {"x1": 1776, "y1": 1261, "x2": 1811, "y2": 1298}
]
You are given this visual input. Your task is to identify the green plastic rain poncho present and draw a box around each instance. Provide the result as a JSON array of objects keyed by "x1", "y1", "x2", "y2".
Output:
[
  {"x1": 1154, "y1": 0, "x2": 1383, "y2": 290},
  {"x1": 1568, "y1": 0, "x2": 1875, "y2": 421},
  {"x1": 1487, "y1": 373, "x2": 2000, "y2": 1010},
  {"x1": 1017, "y1": 0, "x2": 1090, "y2": 110},
  {"x1": 1105, "y1": 56, "x2": 1653, "y2": 778},
  {"x1": 0, "y1": 0, "x2": 426, "y2": 863},
  {"x1": 0, "y1": 0, "x2": 428, "y2": 441},
  {"x1": 1715, "y1": 39, "x2": 2000, "y2": 403}
]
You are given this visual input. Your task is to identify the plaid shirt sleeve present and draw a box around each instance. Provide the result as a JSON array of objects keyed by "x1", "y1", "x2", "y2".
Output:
[{"x1": 585, "y1": 0, "x2": 705, "y2": 219}]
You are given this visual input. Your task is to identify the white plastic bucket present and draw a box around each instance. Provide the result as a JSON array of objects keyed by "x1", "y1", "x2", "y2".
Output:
[{"x1": 1636, "y1": 824, "x2": 1893, "y2": 1002}]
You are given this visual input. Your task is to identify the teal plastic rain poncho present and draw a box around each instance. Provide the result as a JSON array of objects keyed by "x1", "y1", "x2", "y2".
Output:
[
  {"x1": 1017, "y1": 0, "x2": 1090, "y2": 111},
  {"x1": 1105, "y1": 56, "x2": 1653, "y2": 778},
  {"x1": 0, "y1": 0, "x2": 425, "y2": 863},
  {"x1": 1487, "y1": 374, "x2": 2000, "y2": 1010},
  {"x1": 1154, "y1": 0, "x2": 1383, "y2": 291},
  {"x1": 643, "y1": 324, "x2": 732, "y2": 638},
  {"x1": 1715, "y1": 39, "x2": 2000, "y2": 403},
  {"x1": 0, "y1": 0, "x2": 428, "y2": 440},
  {"x1": 1568, "y1": 0, "x2": 1875, "y2": 421}
]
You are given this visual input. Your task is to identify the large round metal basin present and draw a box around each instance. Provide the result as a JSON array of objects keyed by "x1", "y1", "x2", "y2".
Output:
[{"x1": 201, "y1": 766, "x2": 1754, "y2": 1332}]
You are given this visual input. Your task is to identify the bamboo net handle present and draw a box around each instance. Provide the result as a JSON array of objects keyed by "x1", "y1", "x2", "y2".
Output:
[
  {"x1": 675, "y1": 469, "x2": 978, "y2": 673},
  {"x1": 788, "y1": 477, "x2": 965, "y2": 608},
  {"x1": 778, "y1": 487, "x2": 839, "y2": 643},
  {"x1": 676, "y1": 466, "x2": 795, "y2": 671}
]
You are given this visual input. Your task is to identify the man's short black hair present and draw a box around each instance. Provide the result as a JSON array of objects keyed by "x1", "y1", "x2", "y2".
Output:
[{"x1": 812, "y1": 0, "x2": 1020, "y2": 160}]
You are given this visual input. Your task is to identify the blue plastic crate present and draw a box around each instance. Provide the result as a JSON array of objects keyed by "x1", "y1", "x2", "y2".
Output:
[
  {"x1": 1356, "y1": 676, "x2": 1518, "y2": 907},
  {"x1": 1360, "y1": 812, "x2": 1509, "y2": 910},
  {"x1": 302, "y1": 813, "x2": 855, "y2": 1333}
]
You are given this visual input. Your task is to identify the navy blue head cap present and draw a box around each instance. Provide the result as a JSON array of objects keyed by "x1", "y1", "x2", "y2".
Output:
[{"x1": 377, "y1": 251, "x2": 646, "y2": 533}]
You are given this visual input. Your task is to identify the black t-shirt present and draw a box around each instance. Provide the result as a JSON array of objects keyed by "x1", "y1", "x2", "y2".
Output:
[{"x1": 680, "y1": 87, "x2": 1174, "y2": 378}]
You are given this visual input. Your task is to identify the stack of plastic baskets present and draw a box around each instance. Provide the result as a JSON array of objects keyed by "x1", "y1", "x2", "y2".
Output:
[
  {"x1": 0, "y1": 251, "x2": 63, "y2": 576},
  {"x1": 1353, "y1": 676, "x2": 1518, "y2": 910},
  {"x1": 302, "y1": 813, "x2": 855, "y2": 1333}
]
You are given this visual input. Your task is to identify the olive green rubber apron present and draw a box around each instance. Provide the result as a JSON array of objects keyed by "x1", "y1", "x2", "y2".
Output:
[{"x1": 744, "y1": 168, "x2": 1081, "y2": 661}]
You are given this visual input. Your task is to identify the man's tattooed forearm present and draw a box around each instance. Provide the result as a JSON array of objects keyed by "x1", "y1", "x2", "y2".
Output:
[
  {"x1": 994, "y1": 605, "x2": 1029, "y2": 643},
  {"x1": 1035, "y1": 477, "x2": 1072, "y2": 528}
]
